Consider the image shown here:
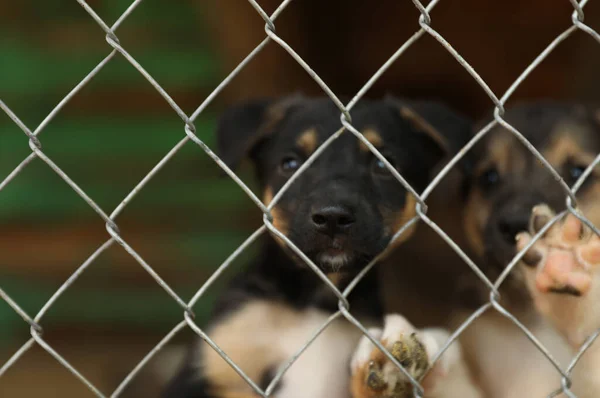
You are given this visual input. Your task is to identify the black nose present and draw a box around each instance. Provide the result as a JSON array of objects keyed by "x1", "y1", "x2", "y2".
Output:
[
  {"x1": 497, "y1": 212, "x2": 530, "y2": 245},
  {"x1": 311, "y1": 206, "x2": 356, "y2": 235}
]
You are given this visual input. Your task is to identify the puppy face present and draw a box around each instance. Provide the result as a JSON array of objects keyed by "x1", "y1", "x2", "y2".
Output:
[
  {"x1": 217, "y1": 95, "x2": 466, "y2": 273},
  {"x1": 464, "y1": 102, "x2": 600, "y2": 274}
]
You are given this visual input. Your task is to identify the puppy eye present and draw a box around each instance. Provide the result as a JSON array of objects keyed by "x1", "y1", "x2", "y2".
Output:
[
  {"x1": 371, "y1": 155, "x2": 396, "y2": 177},
  {"x1": 569, "y1": 164, "x2": 587, "y2": 182},
  {"x1": 280, "y1": 155, "x2": 302, "y2": 175},
  {"x1": 478, "y1": 167, "x2": 500, "y2": 189}
]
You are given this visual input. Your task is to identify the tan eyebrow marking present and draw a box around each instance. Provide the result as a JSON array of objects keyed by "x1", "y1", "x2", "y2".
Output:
[
  {"x1": 296, "y1": 128, "x2": 318, "y2": 156},
  {"x1": 360, "y1": 129, "x2": 383, "y2": 152}
]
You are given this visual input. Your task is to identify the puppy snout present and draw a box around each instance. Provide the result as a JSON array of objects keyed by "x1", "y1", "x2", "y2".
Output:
[
  {"x1": 497, "y1": 212, "x2": 530, "y2": 245},
  {"x1": 311, "y1": 205, "x2": 356, "y2": 236}
]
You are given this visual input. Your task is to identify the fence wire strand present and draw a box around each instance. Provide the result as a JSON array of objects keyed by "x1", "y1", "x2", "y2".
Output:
[{"x1": 1, "y1": 0, "x2": 600, "y2": 397}]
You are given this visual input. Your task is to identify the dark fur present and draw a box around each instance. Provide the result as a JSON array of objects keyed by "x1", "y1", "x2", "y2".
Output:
[{"x1": 163, "y1": 95, "x2": 472, "y2": 397}]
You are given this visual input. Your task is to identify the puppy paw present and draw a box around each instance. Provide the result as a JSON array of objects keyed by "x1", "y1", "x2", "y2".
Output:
[
  {"x1": 350, "y1": 315, "x2": 457, "y2": 398},
  {"x1": 517, "y1": 204, "x2": 600, "y2": 346}
]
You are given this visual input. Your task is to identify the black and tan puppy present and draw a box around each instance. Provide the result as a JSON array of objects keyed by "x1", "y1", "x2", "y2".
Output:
[
  {"x1": 461, "y1": 102, "x2": 600, "y2": 397},
  {"x1": 162, "y1": 95, "x2": 475, "y2": 398},
  {"x1": 357, "y1": 102, "x2": 600, "y2": 397}
]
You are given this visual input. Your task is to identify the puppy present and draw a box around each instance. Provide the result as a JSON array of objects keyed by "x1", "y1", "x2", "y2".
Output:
[
  {"x1": 162, "y1": 95, "x2": 475, "y2": 398},
  {"x1": 461, "y1": 102, "x2": 600, "y2": 397},
  {"x1": 359, "y1": 101, "x2": 600, "y2": 397}
]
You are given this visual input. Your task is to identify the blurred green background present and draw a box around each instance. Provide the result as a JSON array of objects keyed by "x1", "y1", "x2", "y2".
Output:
[{"x1": 0, "y1": 1, "x2": 263, "y2": 396}]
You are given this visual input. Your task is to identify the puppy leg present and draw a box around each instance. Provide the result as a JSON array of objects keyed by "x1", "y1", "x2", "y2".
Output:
[
  {"x1": 350, "y1": 315, "x2": 482, "y2": 398},
  {"x1": 517, "y1": 205, "x2": 600, "y2": 348}
]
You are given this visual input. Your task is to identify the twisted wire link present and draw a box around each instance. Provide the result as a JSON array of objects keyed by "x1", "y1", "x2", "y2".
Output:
[
  {"x1": 0, "y1": 288, "x2": 41, "y2": 334},
  {"x1": 2, "y1": 0, "x2": 600, "y2": 396}
]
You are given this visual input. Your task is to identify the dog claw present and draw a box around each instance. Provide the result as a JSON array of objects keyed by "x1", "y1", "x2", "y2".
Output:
[
  {"x1": 366, "y1": 361, "x2": 387, "y2": 391},
  {"x1": 530, "y1": 204, "x2": 555, "y2": 234},
  {"x1": 516, "y1": 232, "x2": 542, "y2": 267}
]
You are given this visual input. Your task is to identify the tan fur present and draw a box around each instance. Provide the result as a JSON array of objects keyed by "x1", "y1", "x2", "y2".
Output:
[
  {"x1": 296, "y1": 128, "x2": 318, "y2": 156},
  {"x1": 456, "y1": 310, "x2": 572, "y2": 398},
  {"x1": 474, "y1": 132, "x2": 525, "y2": 177},
  {"x1": 580, "y1": 185, "x2": 600, "y2": 226},
  {"x1": 545, "y1": 129, "x2": 599, "y2": 180},
  {"x1": 399, "y1": 107, "x2": 449, "y2": 154},
  {"x1": 393, "y1": 194, "x2": 418, "y2": 238},
  {"x1": 204, "y1": 301, "x2": 365, "y2": 398},
  {"x1": 543, "y1": 133, "x2": 587, "y2": 165},
  {"x1": 484, "y1": 133, "x2": 511, "y2": 174},
  {"x1": 263, "y1": 187, "x2": 273, "y2": 206},
  {"x1": 350, "y1": 363, "x2": 377, "y2": 398},
  {"x1": 263, "y1": 187, "x2": 289, "y2": 236},
  {"x1": 270, "y1": 206, "x2": 289, "y2": 236},
  {"x1": 327, "y1": 272, "x2": 344, "y2": 286},
  {"x1": 221, "y1": 392, "x2": 261, "y2": 398},
  {"x1": 360, "y1": 129, "x2": 384, "y2": 152},
  {"x1": 462, "y1": 132, "x2": 529, "y2": 257},
  {"x1": 350, "y1": 337, "x2": 401, "y2": 398},
  {"x1": 203, "y1": 301, "x2": 294, "y2": 395},
  {"x1": 381, "y1": 194, "x2": 419, "y2": 254},
  {"x1": 463, "y1": 190, "x2": 489, "y2": 258}
]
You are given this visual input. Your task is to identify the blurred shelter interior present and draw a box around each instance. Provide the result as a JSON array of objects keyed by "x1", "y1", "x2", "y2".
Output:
[{"x1": 1, "y1": 0, "x2": 599, "y2": 396}]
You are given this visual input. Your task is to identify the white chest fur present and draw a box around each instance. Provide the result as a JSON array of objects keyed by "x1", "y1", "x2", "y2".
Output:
[
  {"x1": 458, "y1": 311, "x2": 572, "y2": 398},
  {"x1": 200, "y1": 300, "x2": 367, "y2": 398},
  {"x1": 275, "y1": 309, "x2": 364, "y2": 398}
]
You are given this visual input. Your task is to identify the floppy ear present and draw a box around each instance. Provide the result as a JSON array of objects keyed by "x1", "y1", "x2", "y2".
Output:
[
  {"x1": 385, "y1": 95, "x2": 475, "y2": 175},
  {"x1": 216, "y1": 94, "x2": 306, "y2": 170}
]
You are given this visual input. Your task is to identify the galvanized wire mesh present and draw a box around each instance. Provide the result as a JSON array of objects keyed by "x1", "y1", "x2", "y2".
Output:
[{"x1": 1, "y1": 0, "x2": 600, "y2": 397}]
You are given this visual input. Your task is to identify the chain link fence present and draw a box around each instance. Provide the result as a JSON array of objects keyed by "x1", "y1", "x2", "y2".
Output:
[{"x1": 1, "y1": 0, "x2": 600, "y2": 397}]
